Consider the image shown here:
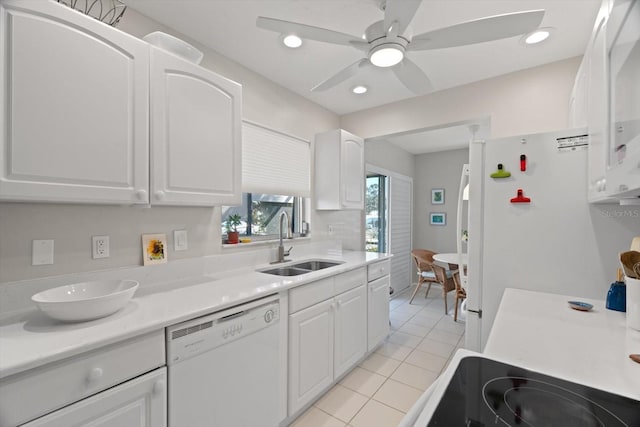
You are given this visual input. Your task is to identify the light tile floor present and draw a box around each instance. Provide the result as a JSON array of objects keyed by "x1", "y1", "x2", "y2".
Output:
[{"x1": 290, "y1": 286, "x2": 466, "y2": 427}]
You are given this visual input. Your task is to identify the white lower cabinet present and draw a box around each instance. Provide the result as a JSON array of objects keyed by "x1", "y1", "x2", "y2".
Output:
[
  {"x1": 288, "y1": 298, "x2": 335, "y2": 414},
  {"x1": 287, "y1": 269, "x2": 368, "y2": 416},
  {"x1": 333, "y1": 286, "x2": 367, "y2": 379},
  {"x1": 368, "y1": 276, "x2": 390, "y2": 351},
  {"x1": 367, "y1": 259, "x2": 391, "y2": 351},
  {"x1": 22, "y1": 368, "x2": 166, "y2": 427},
  {"x1": 0, "y1": 331, "x2": 165, "y2": 427}
]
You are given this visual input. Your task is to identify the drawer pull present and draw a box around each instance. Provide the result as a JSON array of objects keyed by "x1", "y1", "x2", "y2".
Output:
[{"x1": 87, "y1": 367, "x2": 103, "y2": 383}]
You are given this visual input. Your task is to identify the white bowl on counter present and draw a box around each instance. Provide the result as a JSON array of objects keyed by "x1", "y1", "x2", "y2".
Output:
[
  {"x1": 32, "y1": 280, "x2": 139, "y2": 322},
  {"x1": 143, "y1": 31, "x2": 204, "y2": 64}
]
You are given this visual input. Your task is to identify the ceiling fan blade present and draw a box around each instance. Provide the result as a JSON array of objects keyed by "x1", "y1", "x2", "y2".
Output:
[
  {"x1": 383, "y1": 0, "x2": 421, "y2": 36},
  {"x1": 311, "y1": 58, "x2": 371, "y2": 92},
  {"x1": 392, "y1": 57, "x2": 433, "y2": 94},
  {"x1": 408, "y1": 9, "x2": 545, "y2": 51},
  {"x1": 257, "y1": 16, "x2": 361, "y2": 47}
]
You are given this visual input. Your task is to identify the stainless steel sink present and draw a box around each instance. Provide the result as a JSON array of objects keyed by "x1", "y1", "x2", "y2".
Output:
[
  {"x1": 290, "y1": 260, "x2": 343, "y2": 271},
  {"x1": 259, "y1": 259, "x2": 344, "y2": 276},
  {"x1": 260, "y1": 267, "x2": 310, "y2": 276}
]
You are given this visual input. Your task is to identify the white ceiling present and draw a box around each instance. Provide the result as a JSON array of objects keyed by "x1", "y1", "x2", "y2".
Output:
[{"x1": 125, "y1": 0, "x2": 601, "y2": 118}]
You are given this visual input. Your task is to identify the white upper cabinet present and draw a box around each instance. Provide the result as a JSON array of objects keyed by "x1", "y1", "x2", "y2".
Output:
[
  {"x1": 606, "y1": 0, "x2": 640, "y2": 200},
  {"x1": 0, "y1": 0, "x2": 149, "y2": 204},
  {"x1": 587, "y1": 12, "x2": 612, "y2": 202},
  {"x1": 583, "y1": 0, "x2": 640, "y2": 203},
  {"x1": 149, "y1": 47, "x2": 241, "y2": 206},
  {"x1": 315, "y1": 129, "x2": 365, "y2": 210},
  {"x1": 0, "y1": 0, "x2": 241, "y2": 206}
]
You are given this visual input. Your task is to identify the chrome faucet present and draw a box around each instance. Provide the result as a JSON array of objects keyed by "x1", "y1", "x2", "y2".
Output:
[{"x1": 275, "y1": 211, "x2": 293, "y2": 263}]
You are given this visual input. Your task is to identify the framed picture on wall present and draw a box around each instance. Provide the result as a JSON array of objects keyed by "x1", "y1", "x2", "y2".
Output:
[
  {"x1": 431, "y1": 188, "x2": 444, "y2": 204},
  {"x1": 430, "y1": 212, "x2": 446, "y2": 226},
  {"x1": 142, "y1": 233, "x2": 168, "y2": 266}
]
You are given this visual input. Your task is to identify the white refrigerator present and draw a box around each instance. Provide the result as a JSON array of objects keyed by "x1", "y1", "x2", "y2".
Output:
[{"x1": 461, "y1": 128, "x2": 638, "y2": 352}]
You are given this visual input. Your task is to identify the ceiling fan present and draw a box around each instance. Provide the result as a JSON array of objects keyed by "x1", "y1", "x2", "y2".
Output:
[{"x1": 256, "y1": 0, "x2": 544, "y2": 94}]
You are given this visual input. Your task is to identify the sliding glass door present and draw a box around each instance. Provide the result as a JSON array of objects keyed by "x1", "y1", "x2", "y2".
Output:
[{"x1": 365, "y1": 174, "x2": 387, "y2": 253}]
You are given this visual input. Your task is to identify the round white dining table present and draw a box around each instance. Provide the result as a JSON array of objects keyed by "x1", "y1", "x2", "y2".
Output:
[{"x1": 432, "y1": 252, "x2": 467, "y2": 266}]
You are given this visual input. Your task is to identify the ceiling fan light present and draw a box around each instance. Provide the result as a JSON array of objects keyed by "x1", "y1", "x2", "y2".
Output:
[
  {"x1": 370, "y1": 45, "x2": 404, "y2": 67},
  {"x1": 283, "y1": 34, "x2": 302, "y2": 48},
  {"x1": 522, "y1": 28, "x2": 553, "y2": 45},
  {"x1": 352, "y1": 85, "x2": 368, "y2": 94}
]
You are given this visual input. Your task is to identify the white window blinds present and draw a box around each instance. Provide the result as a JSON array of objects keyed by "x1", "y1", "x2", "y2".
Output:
[{"x1": 242, "y1": 121, "x2": 311, "y2": 197}]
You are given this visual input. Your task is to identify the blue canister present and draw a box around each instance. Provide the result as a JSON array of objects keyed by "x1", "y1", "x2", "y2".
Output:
[{"x1": 606, "y1": 281, "x2": 627, "y2": 312}]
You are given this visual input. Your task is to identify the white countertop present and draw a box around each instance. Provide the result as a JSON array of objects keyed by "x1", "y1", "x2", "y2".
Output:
[
  {"x1": 485, "y1": 288, "x2": 640, "y2": 400},
  {"x1": 401, "y1": 287, "x2": 640, "y2": 427},
  {"x1": 0, "y1": 250, "x2": 390, "y2": 380}
]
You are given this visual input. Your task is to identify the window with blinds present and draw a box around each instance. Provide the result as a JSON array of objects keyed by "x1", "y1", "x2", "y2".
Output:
[
  {"x1": 241, "y1": 121, "x2": 310, "y2": 197},
  {"x1": 222, "y1": 122, "x2": 310, "y2": 244}
]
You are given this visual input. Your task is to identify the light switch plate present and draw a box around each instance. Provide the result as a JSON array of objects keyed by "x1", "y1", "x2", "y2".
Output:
[
  {"x1": 174, "y1": 230, "x2": 188, "y2": 251},
  {"x1": 32, "y1": 240, "x2": 54, "y2": 265}
]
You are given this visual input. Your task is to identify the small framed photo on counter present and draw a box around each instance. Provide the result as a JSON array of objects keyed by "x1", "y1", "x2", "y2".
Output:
[
  {"x1": 431, "y1": 188, "x2": 444, "y2": 204},
  {"x1": 142, "y1": 233, "x2": 168, "y2": 265},
  {"x1": 430, "y1": 212, "x2": 446, "y2": 226}
]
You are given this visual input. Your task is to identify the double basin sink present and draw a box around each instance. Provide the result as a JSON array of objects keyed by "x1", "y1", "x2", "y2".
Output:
[{"x1": 259, "y1": 260, "x2": 344, "y2": 276}]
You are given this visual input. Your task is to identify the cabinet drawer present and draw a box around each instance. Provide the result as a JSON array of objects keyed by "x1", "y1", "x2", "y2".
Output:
[
  {"x1": 289, "y1": 277, "x2": 334, "y2": 314},
  {"x1": 368, "y1": 259, "x2": 390, "y2": 282},
  {"x1": 0, "y1": 330, "x2": 165, "y2": 427},
  {"x1": 334, "y1": 268, "x2": 366, "y2": 295}
]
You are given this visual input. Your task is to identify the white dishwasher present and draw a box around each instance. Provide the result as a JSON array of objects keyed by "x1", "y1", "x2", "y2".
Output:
[{"x1": 166, "y1": 294, "x2": 284, "y2": 427}]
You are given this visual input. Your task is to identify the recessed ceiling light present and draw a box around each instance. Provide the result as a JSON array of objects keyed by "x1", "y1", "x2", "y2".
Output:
[
  {"x1": 352, "y1": 85, "x2": 368, "y2": 94},
  {"x1": 522, "y1": 28, "x2": 554, "y2": 45},
  {"x1": 283, "y1": 34, "x2": 302, "y2": 48},
  {"x1": 370, "y1": 44, "x2": 404, "y2": 67}
]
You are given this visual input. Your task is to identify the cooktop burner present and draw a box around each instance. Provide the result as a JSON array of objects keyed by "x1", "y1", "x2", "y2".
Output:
[{"x1": 428, "y1": 357, "x2": 640, "y2": 426}]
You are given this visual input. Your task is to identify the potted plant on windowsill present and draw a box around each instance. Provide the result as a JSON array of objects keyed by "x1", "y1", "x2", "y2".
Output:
[{"x1": 225, "y1": 214, "x2": 242, "y2": 244}]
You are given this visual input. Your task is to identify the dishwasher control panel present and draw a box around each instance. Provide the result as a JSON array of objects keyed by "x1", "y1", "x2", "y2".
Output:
[{"x1": 166, "y1": 295, "x2": 280, "y2": 365}]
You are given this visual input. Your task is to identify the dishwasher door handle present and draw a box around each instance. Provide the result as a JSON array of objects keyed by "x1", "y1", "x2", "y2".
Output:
[{"x1": 218, "y1": 310, "x2": 246, "y2": 322}]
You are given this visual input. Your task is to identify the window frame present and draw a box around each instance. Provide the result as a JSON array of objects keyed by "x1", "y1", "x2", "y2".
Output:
[{"x1": 222, "y1": 193, "x2": 307, "y2": 243}]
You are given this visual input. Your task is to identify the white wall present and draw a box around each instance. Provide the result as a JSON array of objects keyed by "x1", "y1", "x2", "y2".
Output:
[
  {"x1": 413, "y1": 148, "x2": 470, "y2": 253},
  {"x1": 340, "y1": 57, "x2": 581, "y2": 141},
  {"x1": 0, "y1": 7, "x2": 586, "y2": 283},
  {"x1": 365, "y1": 139, "x2": 415, "y2": 179},
  {"x1": 0, "y1": 8, "x2": 340, "y2": 283}
]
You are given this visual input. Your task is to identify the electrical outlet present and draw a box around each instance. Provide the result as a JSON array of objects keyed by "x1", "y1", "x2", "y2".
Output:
[{"x1": 92, "y1": 235, "x2": 109, "y2": 259}]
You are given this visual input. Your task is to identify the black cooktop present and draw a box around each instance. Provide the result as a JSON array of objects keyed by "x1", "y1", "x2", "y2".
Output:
[{"x1": 428, "y1": 357, "x2": 640, "y2": 427}]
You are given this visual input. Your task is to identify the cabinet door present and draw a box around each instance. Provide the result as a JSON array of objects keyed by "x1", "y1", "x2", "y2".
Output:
[
  {"x1": 149, "y1": 47, "x2": 242, "y2": 206},
  {"x1": 368, "y1": 276, "x2": 390, "y2": 351},
  {"x1": 334, "y1": 285, "x2": 367, "y2": 379},
  {"x1": 340, "y1": 133, "x2": 365, "y2": 209},
  {"x1": 587, "y1": 15, "x2": 611, "y2": 201},
  {"x1": 0, "y1": 0, "x2": 149, "y2": 204},
  {"x1": 288, "y1": 299, "x2": 334, "y2": 415},
  {"x1": 23, "y1": 368, "x2": 166, "y2": 427},
  {"x1": 606, "y1": 0, "x2": 640, "y2": 199}
]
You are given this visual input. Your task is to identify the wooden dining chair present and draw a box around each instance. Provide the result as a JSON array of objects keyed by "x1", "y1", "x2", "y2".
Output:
[
  {"x1": 429, "y1": 262, "x2": 459, "y2": 316},
  {"x1": 433, "y1": 264, "x2": 467, "y2": 322},
  {"x1": 410, "y1": 249, "x2": 439, "y2": 304}
]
